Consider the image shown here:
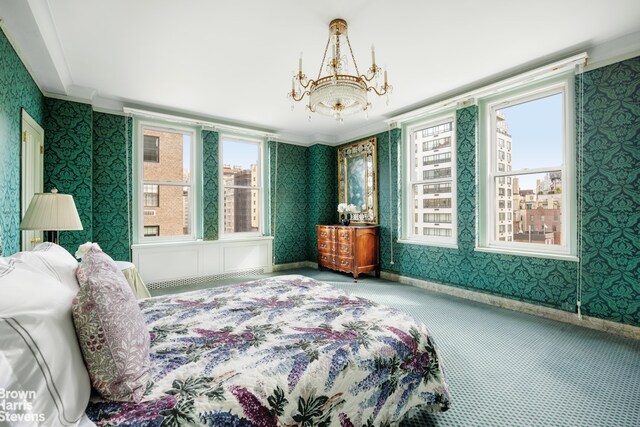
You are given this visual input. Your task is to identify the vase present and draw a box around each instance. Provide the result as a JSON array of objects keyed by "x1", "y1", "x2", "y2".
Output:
[{"x1": 341, "y1": 214, "x2": 350, "y2": 226}]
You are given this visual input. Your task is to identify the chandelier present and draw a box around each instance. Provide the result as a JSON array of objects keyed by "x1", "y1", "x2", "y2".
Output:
[{"x1": 288, "y1": 18, "x2": 392, "y2": 122}]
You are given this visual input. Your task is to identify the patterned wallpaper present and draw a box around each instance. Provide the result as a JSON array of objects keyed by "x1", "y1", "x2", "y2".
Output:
[
  {"x1": 43, "y1": 98, "x2": 94, "y2": 254},
  {"x1": 579, "y1": 57, "x2": 640, "y2": 325},
  {"x1": 307, "y1": 144, "x2": 337, "y2": 261},
  {"x1": 0, "y1": 28, "x2": 44, "y2": 255},
  {"x1": 269, "y1": 141, "x2": 309, "y2": 264},
  {"x1": 202, "y1": 130, "x2": 219, "y2": 240},
  {"x1": 93, "y1": 112, "x2": 132, "y2": 261},
  {"x1": 2, "y1": 19, "x2": 638, "y2": 326},
  {"x1": 366, "y1": 108, "x2": 579, "y2": 312}
]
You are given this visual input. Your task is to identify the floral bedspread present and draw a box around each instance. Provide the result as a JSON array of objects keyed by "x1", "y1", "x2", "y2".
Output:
[{"x1": 86, "y1": 275, "x2": 450, "y2": 426}]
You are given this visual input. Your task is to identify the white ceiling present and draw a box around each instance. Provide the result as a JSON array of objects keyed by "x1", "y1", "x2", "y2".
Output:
[{"x1": 2, "y1": 0, "x2": 640, "y2": 145}]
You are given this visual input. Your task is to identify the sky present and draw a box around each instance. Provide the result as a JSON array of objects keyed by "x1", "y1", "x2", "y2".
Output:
[
  {"x1": 499, "y1": 92, "x2": 563, "y2": 189},
  {"x1": 223, "y1": 138, "x2": 258, "y2": 169}
]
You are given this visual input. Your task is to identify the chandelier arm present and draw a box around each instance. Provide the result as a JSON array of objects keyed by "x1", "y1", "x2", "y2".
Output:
[
  {"x1": 367, "y1": 85, "x2": 391, "y2": 97},
  {"x1": 298, "y1": 78, "x2": 314, "y2": 90},
  {"x1": 291, "y1": 90, "x2": 311, "y2": 102},
  {"x1": 345, "y1": 34, "x2": 361, "y2": 77},
  {"x1": 361, "y1": 73, "x2": 377, "y2": 83}
]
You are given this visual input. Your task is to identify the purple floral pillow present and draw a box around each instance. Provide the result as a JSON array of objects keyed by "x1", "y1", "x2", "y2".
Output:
[{"x1": 72, "y1": 245, "x2": 150, "y2": 402}]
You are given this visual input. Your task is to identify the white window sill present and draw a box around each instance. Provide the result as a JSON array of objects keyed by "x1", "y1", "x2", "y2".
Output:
[
  {"x1": 397, "y1": 239, "x2": 459, "y2": 250},
  {"x1": 474, "y1": 246, "x2": 579, "y2": 262},
  {"x1": 218, "y1": 234, "x2": 273, "y2": 242}
]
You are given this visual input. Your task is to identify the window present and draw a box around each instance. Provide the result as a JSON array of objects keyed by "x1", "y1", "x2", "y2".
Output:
[
  {"x1": 220, "y1": 135, "x2": 263, "y2": 236},
  {"x1": 138, "y1": 124, "x2": 194, "y2": 241},
  {"x1": 143, "y1": 226, "x2": 159, "y2": 237},
  {"x1": 143, "y1": 135, "x2": 159, "y2": 163},
  {"x1": 479, "y1": 77, "x2": 575, "y2": 258},
  {"x1": 144, "y1": 184, "x2": 159, "y2": 207},
  {"x1": 405, "y1": 115, "x2": 457, "y2": 246}
]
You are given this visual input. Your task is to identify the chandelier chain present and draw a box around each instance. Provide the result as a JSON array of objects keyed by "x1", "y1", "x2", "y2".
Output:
[
  {"x1": 345, "y1": 34, "x2": 361, "y2": 77},
  {"x1": 318, "y1": 36, "x2": 331, "y2": 81}
]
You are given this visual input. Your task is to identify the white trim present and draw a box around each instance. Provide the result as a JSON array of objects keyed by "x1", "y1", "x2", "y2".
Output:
[
  {"x1": 218, "y1": 133, "x2": 266, "y2": 240},
  {"x1": 478, "y1": 74, "x2": 577, "y2": 258},
  {"x1": 396, "y1": 239, "x2": 459, "y2": 250},
  {"x1": 135, "y1": 120, "x2": 198, "y2": 243},
  {"x1": 124, "y1": 107, "x2": 278, "y2": 141},
  {"x1": 388, "y1": 53, "x2": 588, "y2": 126},
  {"x1": 132, "y1": 237, "x2": 274, "y2": 284},
  {"x1": 402, "y1": 113, "x2": 458, "y2": 247},
  {"x1": 474, "y1": 246, "x2": 579, "y2": 262}
]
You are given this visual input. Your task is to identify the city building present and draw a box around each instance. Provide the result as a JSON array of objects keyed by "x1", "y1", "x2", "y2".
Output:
[
  {"x1": 512, "y1": 174, "x2": 562, "y2": 245},
  {"x1": 495, "y1": 112, "x2": 513, "y2": 242},
  {"x1": 142, "y1": 129, "x2": 189, "y2": 237},
  {"x1": 412, "y1": 121, "x2": 454, "y2": 239},
  {"x1": 223, "y1": 164, "x2": 259, "y2": 233}
]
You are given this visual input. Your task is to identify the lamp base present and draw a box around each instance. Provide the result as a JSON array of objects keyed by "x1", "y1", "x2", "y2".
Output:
[{"x1": 45, "y1": 230, "x2": 60, "y2": 245}]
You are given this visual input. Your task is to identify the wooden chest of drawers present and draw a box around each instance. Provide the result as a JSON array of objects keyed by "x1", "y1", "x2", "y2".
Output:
[{"x1": 316, "y1": 225, "x2": 380, "y2": 281}]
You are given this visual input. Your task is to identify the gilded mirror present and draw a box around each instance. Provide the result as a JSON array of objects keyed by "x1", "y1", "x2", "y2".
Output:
[{"x1": 338, "y1": 137, "x2": 378, "y2": 224}]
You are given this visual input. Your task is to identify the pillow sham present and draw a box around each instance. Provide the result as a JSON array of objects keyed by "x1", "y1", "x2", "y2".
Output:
[
  {"x1": 73, "y1": 246, "x2": 150, "y2": 402},
  {"x1": 0, "y1": 258, "x2": 92, "y2": 426},
  {"x1": 10, "y1": 242, "x2": 80, "y2": 292}
]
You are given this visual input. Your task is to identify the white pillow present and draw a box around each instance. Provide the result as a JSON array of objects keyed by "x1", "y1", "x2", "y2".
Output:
[
  {"x1": 0, "y1": 258, "x2": 92, "y2": 426},
  {"x1": 10, "y1": 242, "x2": 80, "y2": 292}
]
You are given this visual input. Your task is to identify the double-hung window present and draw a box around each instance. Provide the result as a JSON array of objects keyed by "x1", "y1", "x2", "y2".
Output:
[
  {"x1": 220, "y1": 135, "x2": 264, "y2": 237},
  {"x1": 137, "y1": 123, "x2": 195, "y2": 241},
  {"x1": 404, "y1": 114, "x2": 457, "y2": 246},
  {"x1": 478, "y1": 77, "x2": 576, "y2": 258}
]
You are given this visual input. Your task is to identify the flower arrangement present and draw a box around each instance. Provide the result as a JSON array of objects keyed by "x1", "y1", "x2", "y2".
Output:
[
  {"x1": 338, "y1": 203, "x2": 357, "y2": 226},
  {"x1": 337, "y1": 203, "x2": 357, "y2": 214}
]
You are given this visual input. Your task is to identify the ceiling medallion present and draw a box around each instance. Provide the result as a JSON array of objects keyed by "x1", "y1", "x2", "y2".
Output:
[{"x1": 288, "y1": 18, "x2": 392, "y2": 123}]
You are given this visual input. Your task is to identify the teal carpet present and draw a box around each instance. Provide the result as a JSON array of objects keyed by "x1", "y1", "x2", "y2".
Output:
[{"x1": 150, "y1": 268, "x2": 640, "y2": 427}]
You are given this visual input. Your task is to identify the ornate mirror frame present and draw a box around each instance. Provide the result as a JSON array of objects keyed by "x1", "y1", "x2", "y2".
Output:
[{"x1": 338, "y1": 137, "x2": 378, "y2": 224}]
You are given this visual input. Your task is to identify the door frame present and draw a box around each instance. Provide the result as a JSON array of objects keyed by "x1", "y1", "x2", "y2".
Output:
[{"x1": 21, "y1": 108, "x2": 44, "y2": 251}]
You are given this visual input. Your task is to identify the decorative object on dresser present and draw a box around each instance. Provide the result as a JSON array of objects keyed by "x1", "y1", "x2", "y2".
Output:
[
  {"x1": 338, "y1": 137, "x2": 378, "y2": 224},
  {"x1": 317, "y1": 224, "x2": 380, "y2": 281},
  {"x1": 337, "y1": 202, "x2": 357, "y2": 226}
]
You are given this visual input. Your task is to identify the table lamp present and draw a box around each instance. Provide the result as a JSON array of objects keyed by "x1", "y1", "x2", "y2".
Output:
[{"x1": 20, "y1": 188, "x2": 83, "y2": 245}]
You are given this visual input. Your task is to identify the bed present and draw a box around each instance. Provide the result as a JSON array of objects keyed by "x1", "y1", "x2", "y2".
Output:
[
  {"x1": 85, "y1": 275, "x2": 450, "y2": 426},
  {"x1": 1, "y1": 242, "x2": 449, "y2": 426}
]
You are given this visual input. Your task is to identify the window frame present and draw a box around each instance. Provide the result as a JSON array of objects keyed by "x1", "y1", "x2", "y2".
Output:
[
  {"x1": 135, "y1": 120, "x2": 197, "y2": 243},
  {"x1": 477, "y1": 76, "x2": 577, "y2": 260},
  {"x1": 401, "y1": 113, "x2": 458, "y2": 248},
  {"x1": 218, "y1": 133, "x2": 265, "y2": 239}
]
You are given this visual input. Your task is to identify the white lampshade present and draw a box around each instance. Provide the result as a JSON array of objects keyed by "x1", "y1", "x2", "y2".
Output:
[{"x1": 20, "y1": 190, "x2": 83, "y2": 231}]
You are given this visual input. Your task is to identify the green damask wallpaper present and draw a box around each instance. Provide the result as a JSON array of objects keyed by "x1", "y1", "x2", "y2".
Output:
[
  {"x1": 0, "y1": 28, "x2": 44, "y2": 255},
  {"x1": 307, "y1": 144, "x2": 338, "y2": 261},
  {"x1": 93, "y1": 112, "x2": 132, "y2": 261},
  {"x1": 269, "y1": 141, "x2": 309, "y2": 264},
  {"x1": 2, "y1": 19, "x2": 638, "y2": 326},
  {"x1": 579, "y1": 57, "x2": 640, "y2": 325},
  {"x1": 43, "y1": 98, "x2": 94, "y2": 254},
  {"x1": 203, "y1": 130, "x2": 219, "y2": 240},
  {"x1": 362, "y1": 108, "x2": 578, "y2": 312}
]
